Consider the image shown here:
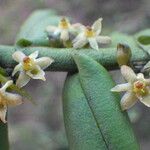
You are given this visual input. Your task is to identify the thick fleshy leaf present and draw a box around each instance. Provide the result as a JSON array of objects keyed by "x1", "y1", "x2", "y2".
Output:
[
  {"x1": 63, "y1": 74, "x2": 107, "y2": 150},
  {"x1": 135, "y1": 29, "x2": 150, "y2": 52},
  {"x1": 0, "y1": 45, "x2": 148, "y2": 72},
  {"x1": 70, "y1": 54, "x2": 139, "y2": 149},
  {"x1": 15, "y1": 9, "x2": 61, "y2": 47}
]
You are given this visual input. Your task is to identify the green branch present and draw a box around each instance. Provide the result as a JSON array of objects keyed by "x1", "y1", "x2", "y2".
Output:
[{"x1": 0, "y1": 45, "x2": 148, "y2": 72}]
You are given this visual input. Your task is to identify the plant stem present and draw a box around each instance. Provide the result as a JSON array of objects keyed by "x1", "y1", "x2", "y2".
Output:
[{"x1": 0, "y1": 45, "x2": 148, "y2": 72}]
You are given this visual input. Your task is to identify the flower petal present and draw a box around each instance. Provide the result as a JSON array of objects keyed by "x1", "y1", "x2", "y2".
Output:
[
  {"x1": 92, "y1": 18, "x2": 103, "y2": 35},
  {"x1": 73, "y1": 34, "x2": 87, "y2": 49},
  {"x1": 111, "y1": 83, "x2": 131, "y2": 92},
  {"x1": 120, "y1": 91, "x2": 137, "y2": 110},
  {"x1": 1, "y1": 80, "x2": 13, "y2": 92},
  {"x1": 60, "y1": 30, "x2": 69, "y2": 41},
  {"x1": 26, "y1": 66, "x2": 46, "y2": 81},
  {"x1": 72, "y1": 23, "x2": 85, "y2": 31},
  {"x1": 16, "y1": 72, "x2": 31, "y2": 88},
  {"x1": 88, "y1": 38, "x2": 99, "y2": 50},
  {"x1": 121, "y1": 65, "x2": 137, "y2": 82},
  {"x1": 136, "y1": 73, "x2": 145, "y2": 80},
  {"x1": 46, "y1": 25, "x2": 57, "y2": 33},
  {"x1": 12, "y1": 51, "x2": 26, "y2": 62},
  {"x1": 96, "y1": 36, "x2": 111, "y2": 44},
  {"x1": 140, "y1": 94, "x2": 150, "y2": 107},
  {"x1": 12, "y1": 63, "x2": 22, "y2": 76},
  {"x1": 36, "y1": 57, "x2": 54, "y2": 69},
  {"x1": 0, "y1": 107, "x2": 7, "y2": 123},
  {"x1": 4, "y1": 92, "x2": 22, "y2": 106},
  {"x1": 29, "y1": 51, "x2": 39, "y2": 59}
]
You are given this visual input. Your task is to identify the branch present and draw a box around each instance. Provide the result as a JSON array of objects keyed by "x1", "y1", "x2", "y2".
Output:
[{"x1": 0, "y1": 45, "x2": 148, "y2": 72}]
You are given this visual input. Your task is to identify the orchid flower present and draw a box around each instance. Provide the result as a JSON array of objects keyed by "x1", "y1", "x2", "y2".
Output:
[
  {"x1": 0, "y1": 80, "x2": 22, "y2": 123},
  {"x1": 12, "y1": 51, "x2": 54, "y2": 88},
  {"x1": 73, "y1": 18, "x2": 111, "y2": 50},
  {"x1": 111, "y1": 65, "x2": 150, "y2": 110}
]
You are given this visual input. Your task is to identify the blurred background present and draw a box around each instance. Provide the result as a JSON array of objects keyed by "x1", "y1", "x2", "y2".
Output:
[{"x1": 0, "y1": 0, "x2": 149, "y2": 149}]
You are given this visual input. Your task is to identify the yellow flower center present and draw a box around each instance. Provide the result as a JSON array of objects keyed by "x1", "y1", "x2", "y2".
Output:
[
  {"x1": 23, "y1": 57, "x2": 35, "y2": 71},
  {"x1": 85, "y1": 26, "x2": 95, "y2": 38},
  {"x1": 133, "y1": 80, "x2": 147, "y2": 96},
  {"x1": 59, "y1": 18, "x2": 70, "y2": 29}
]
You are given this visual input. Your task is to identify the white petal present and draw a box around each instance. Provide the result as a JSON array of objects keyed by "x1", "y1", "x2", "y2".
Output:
[
  {"x1": 4, "y1": 92, "x2": 22, "y2": 106},
  {"x1": 121, "y1": 65, "x2": 137, "y2": 82},
  {"x1": 96, "y1": 36, "x2": 111, "y2": 44},
  {"x1": 0, "y1": 107, "x2": 7, "y2": 123},
  {"x1": 73, "y1": 33, "x2": 85, "y2": 43},
  {"x1": 29, "y1": 51, "x2": 39, "y2": 59},
  {"x1": 88, "y1": 38, "x2": 99, "y2": 50},
  {"x1": 54, "y1": 29, "x2": 61, "y2": 36},
  {"x1": 26, "y1": 66, "x2": 46, "y2": 81},
  {"x1": 136, "y1": 73, "x2": 145, "y2": 80},
  {"x1": 46, "y1": 25, "x2": 57, "y2": 33},
  {"x1": 92, "y1": 18, "x2": 103, "y2": 35},
  {"x1": 121, "y1": 92, "x2": 137, "y2": 110},
  {"x1": 12, "y1": 51, "x2": 26, "y2": 62},
  {"x1": 72, "y1": 23, "x2": 85, "y2": 31},
  {"x1": 140, "y1": 94, "x2": 150, "y2": 107},
  {"x1": 16, "y1": 72, "x2": 31, "y2": 88},
  {"x1": 60, "y1": 30, "x2": 69, "y2": 41},
  {"x1": 12, "y1": 63, "x2": 22, "y2": 76},
  {"x1": 36, "y1": 57, "x2": 54, "y2": 69},
  {"x1": 1, "y1": 80, "x2": 13, "y2": 92},
  {"x1": 73, "y1": 35, "x2": 88, "y2": 49},
  {"x1": 111, "y1": 83, "x2": 131, "y2": 92}
]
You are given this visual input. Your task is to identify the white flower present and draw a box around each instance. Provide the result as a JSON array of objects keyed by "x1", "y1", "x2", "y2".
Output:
[
  {"x1": 0, "y1": 80, "x2": 22, "y2": 123},
  {"x1": 73, "y1": 18, "x2": 111, "y2": 50},
  {"x1": 111, "y1": 65, "x2": 150, "y2": 110},
  {"x1": 12, "y1": 51, "x2": 54, "y2": 88},
  {"x1": 46, "y1": 18, "x2": 76, "y2": 42}
]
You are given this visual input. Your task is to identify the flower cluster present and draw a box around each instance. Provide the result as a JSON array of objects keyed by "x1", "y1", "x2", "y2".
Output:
[
  {"x1": 111, "y1": 65, "x2": 150, "y2": 110},
  {"x1": 0, "y1": 51, "x2": 54, "y2": 123},
  {"x1": 46, "y1": 17, "x2": 111, "y2": 50}
]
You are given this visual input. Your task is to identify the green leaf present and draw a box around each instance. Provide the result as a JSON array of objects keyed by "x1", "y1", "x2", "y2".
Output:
[
  {"x1": 63, "y1": 74, "x2": 107, "y2": 150},
  {"x1": 135, "y1": 29, "x2": 150, "y2": 53},
  {"x1": 63, "y1": 54, "x2": 139, "y2": 149},
  {"x1": 0, "y1": 123, "x2": 9, "y2": 150},
  {"x1": 15, "y1": 9, "x2": 61, "y2": 47}
]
